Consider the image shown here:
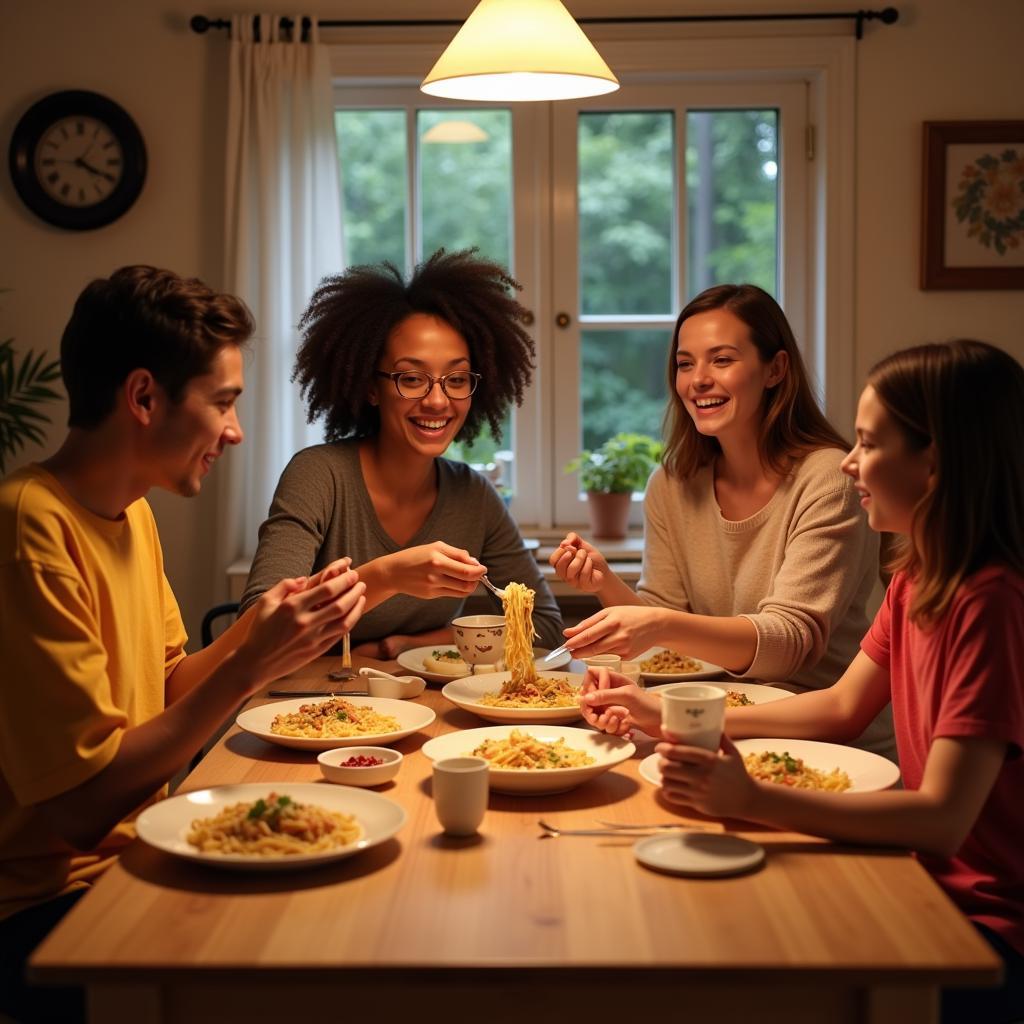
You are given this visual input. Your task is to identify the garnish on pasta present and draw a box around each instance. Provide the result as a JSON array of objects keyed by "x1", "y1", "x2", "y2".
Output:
[
  {"x1": 270, "y1": 697, "x2": 400, "y2": 739},
  {"x1": 470, "y1": 729, "x2": 594, "y2": 770},
  {"x1": 639, "y1": 649, "x2": 703, "y2": 675},
  {"x1": 743, "y1": 750, "x2": 852, "y2": 792},
  {"x1": 726, "y1": 691, "x2": 754, "y2": 707},
  {"x1": 187, "y1": 792, "x2": 362, "y2": 856}
]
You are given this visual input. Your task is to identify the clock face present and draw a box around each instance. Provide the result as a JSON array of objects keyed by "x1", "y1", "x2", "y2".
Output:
[
  {"x1": 34, "y1": 116, "x2": 125, "y2": 208},
  {"x1": 8, "y1": 90, "x2": 146, "y2": 231}
]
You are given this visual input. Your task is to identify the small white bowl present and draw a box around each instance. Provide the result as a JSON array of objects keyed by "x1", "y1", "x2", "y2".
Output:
[
  {"x1": 366, "y1": 674, "x2": 427, "y2": 699},
  {"x1": 451, "y1": 614, "x2": 507, "y2": 667},
  {"x1": 318, "y1": 747, "x2": 403, "y2": 787}
]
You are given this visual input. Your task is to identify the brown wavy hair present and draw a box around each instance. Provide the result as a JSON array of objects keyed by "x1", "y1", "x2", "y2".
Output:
[
  {"x1": 662, "y1": 284, "x2": 848, "y2": 479},
  {"x1": 61, "y1": 265, "x2": 253, "y2": 429},
  {"x1": 867, "y1": 339, "x2": 1024, "y2": 626},
  {"x1": 293, "y1": 248, "x2": 535, "y2": 443}
]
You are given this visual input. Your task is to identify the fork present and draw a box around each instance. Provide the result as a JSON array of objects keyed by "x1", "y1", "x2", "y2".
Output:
[
  {"x1": 480, "y1": 575, "x2": 506, "y2": 599},
  {"x1": 538, "y1": 819, "x2": 708, "y2": 838},
  {"x1": 594, "y1": 819, "x2": 707, "y2": 830}
]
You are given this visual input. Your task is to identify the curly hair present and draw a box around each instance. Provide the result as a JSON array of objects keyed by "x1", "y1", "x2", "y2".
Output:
[
  {"x1": 294, "y1": 249, "x2": 536, "y2": 443},
  {"x1": 61, "y1": 265, "x2": 253, "y2": 429}
]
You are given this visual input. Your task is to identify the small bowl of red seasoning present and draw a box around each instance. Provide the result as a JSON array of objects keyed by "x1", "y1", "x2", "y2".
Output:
[{"x1": 318, "y1": 746, "x2": 403, "y2": 787}]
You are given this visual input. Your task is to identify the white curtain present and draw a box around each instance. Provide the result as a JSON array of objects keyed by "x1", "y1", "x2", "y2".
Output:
[{"x1": 218, "y1": 12, "x2": 343, "y2": 580}]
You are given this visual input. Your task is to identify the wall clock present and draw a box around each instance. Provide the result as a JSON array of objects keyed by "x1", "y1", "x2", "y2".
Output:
[{"x1": 8, "y1": 90, "x2": 147, "y2": 231}]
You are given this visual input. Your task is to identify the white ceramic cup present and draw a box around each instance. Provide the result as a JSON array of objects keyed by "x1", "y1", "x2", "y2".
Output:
[
  {"x1": 619, "y1": 660, "x2": 642, "y2": 686},
  {"x1": 580, "y1": 653, "x2": 622, "y2": 673},
  {"x1": 660, "y1": 684, "x2": 727, "y2": 751},
  {"x1": 432, "y1": 756, "x2": 489, "y2": 836}
]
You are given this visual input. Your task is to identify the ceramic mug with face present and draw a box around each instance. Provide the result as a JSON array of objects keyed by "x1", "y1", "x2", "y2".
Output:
[{"x1": 451, "y1": 614, "x2": 507, "y2": 667}]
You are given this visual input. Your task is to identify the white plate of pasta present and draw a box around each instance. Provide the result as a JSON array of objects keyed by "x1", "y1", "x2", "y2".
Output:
[
  {"x1": 635, "y1": 647, "x2": 724, "y2": 682},
  {"x1": 645, "y1": 680, "x2": 794, "y2": 706},
  {"x1": 135, "y1": 783, "x2": 407, "y2": 871},
  {"x1": 397, "y1": 645, "x2": 571, "y2": 683},
  {"x1": 441, "y1": 671, "x2": 585, "y2": 724},
  {"x1": 236, "y1": 695, "x2": 436, "y2": 752},
  {"x1": 638, "y1": 738, "x2": 900, "y2": 793},
  {"x1": 421, "y1": 725, "x2": 635, "y2": 794}
]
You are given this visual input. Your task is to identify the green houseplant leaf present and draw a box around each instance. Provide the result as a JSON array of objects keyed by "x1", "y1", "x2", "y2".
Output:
[
  {"x1": 564, "y1": 432, "x2": 663, "y2": 494},
  {"x1": 0, "y1": 335, "x2": 63, "y2": 476}
]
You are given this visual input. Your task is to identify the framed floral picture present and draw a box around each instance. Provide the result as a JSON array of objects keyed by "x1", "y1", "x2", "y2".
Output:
[{"x1": 921, "y1": 120, "x2": 1024, "y2": 289}]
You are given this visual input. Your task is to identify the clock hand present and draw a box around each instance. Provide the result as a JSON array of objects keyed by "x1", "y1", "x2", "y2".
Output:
[{"x1": 74, "y1": 156, "x2": 115, "y2": 182}]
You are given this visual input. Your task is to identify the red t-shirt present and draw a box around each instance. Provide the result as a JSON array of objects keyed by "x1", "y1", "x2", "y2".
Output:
[{"x1": 861, "y1": 565, "x2": 1024, "y2": 956}]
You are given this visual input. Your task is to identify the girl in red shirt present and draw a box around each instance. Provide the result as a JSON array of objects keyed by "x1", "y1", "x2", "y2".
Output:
[{"x1": 582, "y1": 339, "x2": 1024, "y2": 1022}]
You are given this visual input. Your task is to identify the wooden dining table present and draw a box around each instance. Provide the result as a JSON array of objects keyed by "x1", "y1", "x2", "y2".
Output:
[{"x1": 31, "y1": 655, "x2": 1000, "y2": 1024}]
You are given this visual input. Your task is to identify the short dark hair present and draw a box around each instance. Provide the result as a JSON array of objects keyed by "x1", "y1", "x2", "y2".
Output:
[
  {"x1": 293, "y1": 248, "x2": 536, "y2": 443},
  {"x1": 662, "y1": 284, "x2": 848, "y2": 479},
  {"x1": 61, "y1": 265, "x2": 254, "y2": 429}
]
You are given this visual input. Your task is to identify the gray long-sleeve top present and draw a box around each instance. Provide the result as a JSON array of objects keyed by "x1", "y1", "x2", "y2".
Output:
[{"x1": 240, "y1": 441, "x2": 563, "y2": 649}]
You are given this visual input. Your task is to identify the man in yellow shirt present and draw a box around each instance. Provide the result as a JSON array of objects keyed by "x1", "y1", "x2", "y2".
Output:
[{"x1": 0, "y1": 266, "x2": 366, "y2": 1023}]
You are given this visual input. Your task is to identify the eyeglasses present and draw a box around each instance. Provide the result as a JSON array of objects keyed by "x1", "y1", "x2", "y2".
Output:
[{"x1": 374, "y1": 369, "x2": 481, "y2": 400}]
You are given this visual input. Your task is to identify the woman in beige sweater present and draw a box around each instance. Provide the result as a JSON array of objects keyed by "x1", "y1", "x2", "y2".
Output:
[{"x1": 551, "y1": 285, "x2": 889, "y2": 750}]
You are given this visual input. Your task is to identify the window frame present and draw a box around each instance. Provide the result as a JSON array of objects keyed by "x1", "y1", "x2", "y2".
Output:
[{"x1": 330, "y1": 32, "x2": 856, "y2": 531}]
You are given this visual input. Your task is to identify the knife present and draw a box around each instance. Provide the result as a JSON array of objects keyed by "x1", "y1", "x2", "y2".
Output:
[{"x1": 542, "y1": 644, "x2": 570, "y2": 664}]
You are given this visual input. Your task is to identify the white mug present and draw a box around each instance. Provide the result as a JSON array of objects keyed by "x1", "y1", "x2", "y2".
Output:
[
  {"x1": 660, "y1": 684, "x2": 726, "y2": 751},
  {"x1": 619, "y1": 660, "x2": 642, "y2": 686},
  {"x1": 580, "y1": 653, "x2": 622, "y2": 673},
  {"x1": 432, "y1": 756, "x2": 489, "y2": 836}
]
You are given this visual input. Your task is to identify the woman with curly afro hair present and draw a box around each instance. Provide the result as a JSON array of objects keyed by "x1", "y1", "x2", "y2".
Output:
[{"x1": 241, "y1": 249, "x2": 562, "y2": 659}]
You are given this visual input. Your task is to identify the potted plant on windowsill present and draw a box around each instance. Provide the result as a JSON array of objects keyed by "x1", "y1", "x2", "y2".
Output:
[{"x1": 564, "y1": 432, "x2": 663, "y2": 539}]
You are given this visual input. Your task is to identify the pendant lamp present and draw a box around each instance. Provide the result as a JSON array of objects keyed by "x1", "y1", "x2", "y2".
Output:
[{"x1": 420, "y1": 0, "x2": 619, "y2": 102}]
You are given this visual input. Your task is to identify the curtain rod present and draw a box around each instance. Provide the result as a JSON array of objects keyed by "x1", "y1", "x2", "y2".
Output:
[{"x1": 189, "y1": 8, "x2": 899, "y2": 42}]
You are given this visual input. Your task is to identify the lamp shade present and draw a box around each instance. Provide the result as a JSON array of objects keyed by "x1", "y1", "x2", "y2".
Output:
[
  {"x1": 420, "y1": 0, "x2": 619, "y2": 102},
  {"x1": 422, "y1": 120, "x2": 491, "y2": 143}
]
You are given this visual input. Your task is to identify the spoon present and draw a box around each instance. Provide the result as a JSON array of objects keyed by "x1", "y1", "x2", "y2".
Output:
[{"x1": 358, "y1": 666, "x2": 409, "y2": 683}]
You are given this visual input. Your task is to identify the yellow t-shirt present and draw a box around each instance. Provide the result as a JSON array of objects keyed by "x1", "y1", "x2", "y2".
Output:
[{"x1": 0, "y1": 465, "x2": 187, "y2": 920}]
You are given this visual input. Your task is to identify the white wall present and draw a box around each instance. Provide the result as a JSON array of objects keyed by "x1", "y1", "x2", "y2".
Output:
[{"x1": 2, "y1": 0, "x2": 1022, "y2": 644}]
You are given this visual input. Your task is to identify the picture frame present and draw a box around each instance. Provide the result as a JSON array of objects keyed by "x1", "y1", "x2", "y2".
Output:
[{"x1": 920, "y1": 120, "x2": 1024, "y2": 290}]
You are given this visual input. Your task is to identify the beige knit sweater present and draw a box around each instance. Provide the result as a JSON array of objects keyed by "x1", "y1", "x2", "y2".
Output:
[{"x1": 638, "y1": 448, "x2": 894, "y2": 757}]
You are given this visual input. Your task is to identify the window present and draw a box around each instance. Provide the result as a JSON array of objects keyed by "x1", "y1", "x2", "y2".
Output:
[{"x1": 331, "y1": 34, "x2": 854, "y2": 528}]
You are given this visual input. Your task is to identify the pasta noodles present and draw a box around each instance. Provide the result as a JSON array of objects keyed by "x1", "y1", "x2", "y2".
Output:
[
  {"x1": 639, "y1": 650, "x2": 703, "y2": 675},
  {"x1": 478, "y1": 675, "x2": 581, "y2": 709},
  {"x1": 743, "y1": 750, "x2": 852, "y2": 792},
  {"x1": 187, "y1": 792, "x2": 362, "y2": 856},
  {"x1": 500, "y1": 581, "x2": 539, "y2": 689},
  {"x1": 270, "y1": 697, "x2": 400, "y2": 739},
  {"x1": 469, "y1": 729, "x2": 595, "y2": 769}
]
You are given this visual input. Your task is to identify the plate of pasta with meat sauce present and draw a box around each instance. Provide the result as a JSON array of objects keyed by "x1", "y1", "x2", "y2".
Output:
[
  {"x1": 421, "y1": 725, "x2": 635, "y2": 794},
  {"x1": 397, "y1": 644, "x2": 571, "y2": 683},
  {"x1": 135, "y1": 783, "x2": 406, "y2": 872},
  {"x1": 634, "y1": 647, "x2": 724, "y2": 682},
  {"x1": 638, "y1": 738, "x2": 900, "y2": 793},
  {"x1": 235, "y1": 695, "x2": 436, "y2": 751},
  {"x1": 441, "y1": 671, "x2": 585, "y2": 724},
  {"x1": 645, "y1": 680, "x2": 794, "y2": 706}
]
